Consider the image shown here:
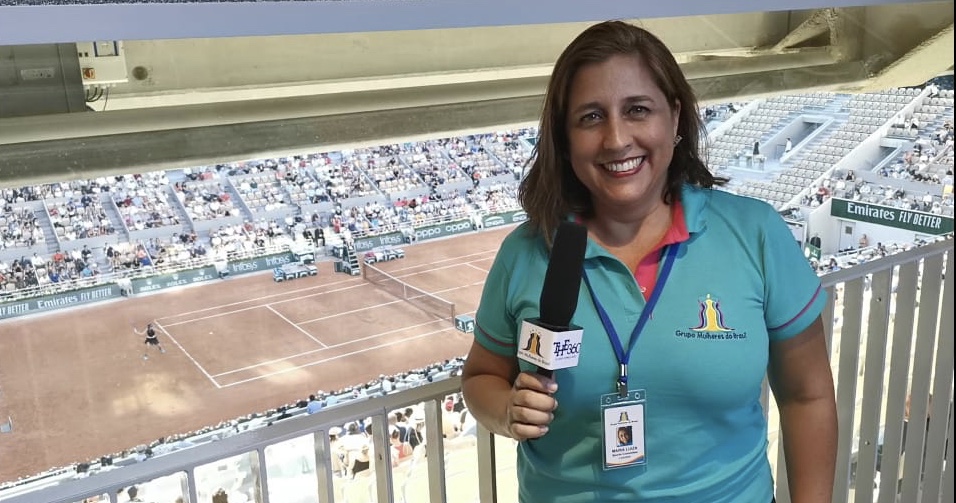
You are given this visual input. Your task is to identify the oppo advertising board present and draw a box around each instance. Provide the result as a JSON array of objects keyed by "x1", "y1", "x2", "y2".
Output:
[{"x1": 413, "y1": 220, "x2": 473, "y2": 241}]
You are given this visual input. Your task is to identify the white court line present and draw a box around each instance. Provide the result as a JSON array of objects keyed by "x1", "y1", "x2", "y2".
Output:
[
  {"x1": 217, "y1": 316, "x2": 475, "y2": 388},
  {"x1": 157, "y1": 247, "x2": 496, "y2": 386},
  {"x1": 266, "y1": 305, "x2": 328, "y2": 348},
  {"x1": 385, "y1": 249, "x2": 498, "y2": 274},
  {"x1": 214, "y1": 282, "x2": 484, "y2": 377},
  {"x1": 363, "y1": 260, "x2": 489, "y2": 282},
  {"x1": 164, "y1": 257, "x2": 493, "y2": 328},
  {"x1": 153, "y1": 320, "x2": 222, "y2": 389},
  {"x1": 162, "y1": 282, "x2": 370, "y2": 327},
  {"x1": 299, "y1": 299, "x2": 404, "y2": 325},
  {"x1": 466, "y1": 263, "x2": 489, "y2": 273},
  {"x1": 297, "y1": 280, "x2": 484, "y2": 325},
  {"x1": 156, "y1": 248, "x2": 498, "y2": 323},
  {"x1": 213, "y1": 316, "x2": 453, "y2": 377},
  {"x1": 257, "y1": 260, "x2": 478, "y2": 308},
  {"x1": 154, "y1": 276, "x2": 365, "y2": 321}
]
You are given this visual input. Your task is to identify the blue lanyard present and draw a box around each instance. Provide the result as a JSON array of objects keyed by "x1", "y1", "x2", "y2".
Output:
[{"x1": 583, "y1": 244, "x2": 680, "y2": 397}]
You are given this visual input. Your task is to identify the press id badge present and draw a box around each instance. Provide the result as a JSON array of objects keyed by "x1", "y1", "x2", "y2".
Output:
[{"x1": 600, "y1": 389, "x2": 646, "y2": 470}]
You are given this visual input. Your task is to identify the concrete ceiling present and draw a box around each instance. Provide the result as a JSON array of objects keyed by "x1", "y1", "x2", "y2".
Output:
[{"x1": 0, "y1": 0, "x2": 952, "y2": 188}]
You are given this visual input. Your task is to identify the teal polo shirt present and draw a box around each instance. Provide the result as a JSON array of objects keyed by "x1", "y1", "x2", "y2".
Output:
[{"x1": 474, "y1": 184, "x2": 825, "y2": 503}]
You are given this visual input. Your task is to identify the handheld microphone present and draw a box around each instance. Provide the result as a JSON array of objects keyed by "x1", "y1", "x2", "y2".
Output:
[{"x1": 517, "y1": 221, "x2": 589, "y2": 378}]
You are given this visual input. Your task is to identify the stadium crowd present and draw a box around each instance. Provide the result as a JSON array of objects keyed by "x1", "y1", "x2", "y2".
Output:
[{"x1": 0, "y1": 129, "x2": 533, "y2": 299}]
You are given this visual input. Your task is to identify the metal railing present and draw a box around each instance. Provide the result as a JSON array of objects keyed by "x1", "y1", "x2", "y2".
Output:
[{"x1": 0, "y1": 237, "x2": 952, "y2": 503}]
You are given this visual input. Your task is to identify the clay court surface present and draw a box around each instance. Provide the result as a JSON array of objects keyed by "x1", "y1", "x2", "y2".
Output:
[{"x1": 0, "y1": 227, "x2": 511, "y2": 484}]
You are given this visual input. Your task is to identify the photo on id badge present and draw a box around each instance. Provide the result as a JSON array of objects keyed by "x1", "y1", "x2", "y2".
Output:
[{"x1": 603, "y1": 400, "x2": 645, "y2": 469}]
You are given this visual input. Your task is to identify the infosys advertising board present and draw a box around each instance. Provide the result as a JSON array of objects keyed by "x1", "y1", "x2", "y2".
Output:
[
  {"x1": 413, "y1": 220, "x2": 474, "y2": 241},
  {"x1": 227, "y1": 252, "x2": 296, "y2": 276},
  {"x1": 354, "y1": 232, "x2": 406, "y2": 252}
]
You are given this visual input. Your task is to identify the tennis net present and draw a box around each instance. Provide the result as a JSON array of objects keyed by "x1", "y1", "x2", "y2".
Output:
[{"x1": 363, "y1": 263, "x2": 456, "y2": 323}]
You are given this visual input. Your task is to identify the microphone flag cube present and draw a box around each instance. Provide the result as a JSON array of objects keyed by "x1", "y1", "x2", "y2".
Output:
[{"x1": 517, "y1": 319, "x2": 583, "y2": 370}]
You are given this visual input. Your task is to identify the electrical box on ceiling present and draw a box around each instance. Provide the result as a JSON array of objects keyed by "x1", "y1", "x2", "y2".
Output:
[{"x1": 75, "y1": 41, "x2": 129, "y2": 87}]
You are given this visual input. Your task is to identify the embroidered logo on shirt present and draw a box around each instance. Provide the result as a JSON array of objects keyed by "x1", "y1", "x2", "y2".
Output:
[
  {"x1": 692, "y1": 294, "x2": 733, "y2": 332},
  {"x1": 674, "y1": 294, "x2": 749, "y2": 341}
]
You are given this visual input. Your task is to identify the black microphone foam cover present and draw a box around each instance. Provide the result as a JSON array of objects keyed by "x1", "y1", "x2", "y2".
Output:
[{"x1": 539, "y1": 221, "x2": 588, "y2": 329}]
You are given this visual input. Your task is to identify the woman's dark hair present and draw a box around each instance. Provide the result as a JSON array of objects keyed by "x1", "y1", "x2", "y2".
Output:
[{"x1": 518, "y1": 20, "x2": 726, "y2": 243}]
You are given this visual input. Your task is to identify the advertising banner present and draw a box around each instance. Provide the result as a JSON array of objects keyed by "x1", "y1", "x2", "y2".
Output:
[
  {"x1": 0, "y1": 283, "x2": 122, "y2": 320},
  {"x1": 482, "y1": 210, "x2": 528, "y2": 229},
  {"x1": 227, "y1": 252, "x2": 296, "y2": 276},
  {"x1": 354, "y1": 232, "x2": 406, "y2": 252},
  {"x1": 830, "y1": 198, "x2": 953, "y2": 235},
  {"x1": 413, "y1": 219, "x2": 474, "y2": 242},
  {"x1": 130, "y1": 266, "x2": 219, "y2": 295}
]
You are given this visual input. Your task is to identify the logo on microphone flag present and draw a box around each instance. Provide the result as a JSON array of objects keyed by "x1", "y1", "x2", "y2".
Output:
[
  {"x1": 517, "y1": 319, "x2": 583, "y2": 370},
  {"x1": 520, "y1": 330, "x2": 544, "y2": 357}
]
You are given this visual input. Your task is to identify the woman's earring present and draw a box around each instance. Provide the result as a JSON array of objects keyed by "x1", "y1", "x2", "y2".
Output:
[{"x1": 673, "y1": 135, "x2": 683, "y2": 146}]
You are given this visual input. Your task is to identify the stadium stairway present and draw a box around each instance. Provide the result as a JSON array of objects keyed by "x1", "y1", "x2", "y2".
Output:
[
  {"x1": 820, "y1": 94, "x2": 852, "y2": 115},
  {"x1": 924, "y1": 101, "x2": 954, "y2": 141},
  {"x1": 782, "y1": 116, "x2": 850, "y2": 171},
  {"x1": 101, "y1": 191, "x2": 128, "y2": 244},
  {"x1": 38, "y1": 208, "x2": 59, "y2": 254},
  {"x1": 167, "y1": 185, "x2": 194, "y2": 230},
  {"x1": 772, "y1": 94, "x2": 851, "y2": 167},
  {"x1": 728, "y1": 94, "x2": 854, "y2": 203}
]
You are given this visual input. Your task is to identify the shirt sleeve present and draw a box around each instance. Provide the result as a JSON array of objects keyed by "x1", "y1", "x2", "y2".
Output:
[
  {"x1": 761, "y1": 209, "x2": 826, "y2": 341},
  {"x1": 473, "y1": 229, "x2": 526, "y2": 356}
]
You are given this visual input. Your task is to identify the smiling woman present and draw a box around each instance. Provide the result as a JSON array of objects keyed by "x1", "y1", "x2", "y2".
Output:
[
  {"x1": 568, "y1": 56, "x2": 678, "y2": 187},
  {"x1": 517, "y1": 22, "x2": 723, "y2": 250},
  {"x1": 462, "y1": 20, "x2": 837, "y2": 503},
  {"x1": 564, "y1": 53, "x2": 680, "y2": 263}
]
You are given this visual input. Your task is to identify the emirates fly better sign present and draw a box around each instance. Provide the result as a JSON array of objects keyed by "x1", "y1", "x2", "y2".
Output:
[{"x1": 830, "y1": 199, "x2": 953, "y2": 235}]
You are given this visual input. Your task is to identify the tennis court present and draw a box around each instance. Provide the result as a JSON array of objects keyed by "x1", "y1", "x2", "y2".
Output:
[{"x1": 0, "y1": 227, "x2": 508, "y2": 484}]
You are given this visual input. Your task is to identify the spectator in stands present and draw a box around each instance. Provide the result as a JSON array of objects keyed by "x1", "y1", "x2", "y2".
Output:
[
  {"x1": 442, "y1": 397, "x2": 461, "y2": 439},
  {"x1": 462, "y1": 20, "x2": 836, "y2": 503},
  {"x1": 339, "y1": 422, "x2": 371, "y2": 478},
  {"x1": 328, "y1": 427, "x2": 348, "y2": 477},
  {"x1": 389, "y1": 427, "x2": 413, "y2": 466},
  {"x1": 877, "y1": 242, "x2": 888, "y2": 258},
  {"x1": 306, "y1": 394, "x2": 323, "y2": 414},
  {"x1": 212, "y1": 488, "x2": 228, "y2": 503},
  {"x1": 785, "y1": 137, "x2": 793, "y2": 154},
  {"x1": 859, "y1": 234, "x2": 870, "y2": 249},
  {"x1": 398, "y1": 409, "x2": 422, "y2": 449},
  {"x1": 125, "y1": 486, "x2": 143, "y2": 502}
]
